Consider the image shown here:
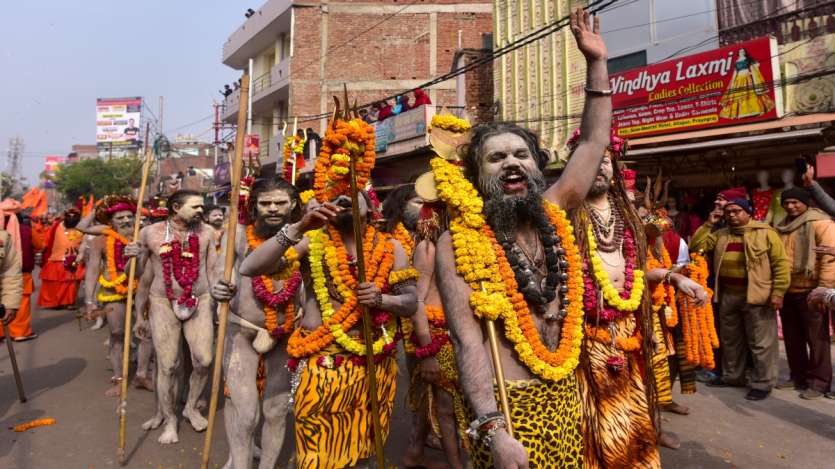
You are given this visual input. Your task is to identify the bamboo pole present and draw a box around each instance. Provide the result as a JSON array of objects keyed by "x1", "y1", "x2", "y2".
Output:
[
  {"x1": 117, "y1": 123, "x2": 154, "y2": 465},
  {"x1": 480, "y1": 284, "x2": 513, "y2": 437},
  {"x1": 349, "y1": 153, "x2": 387, "y2": 469},
  {"x1": 201, "y1": 73, "x2": 250, "y2": 469}
]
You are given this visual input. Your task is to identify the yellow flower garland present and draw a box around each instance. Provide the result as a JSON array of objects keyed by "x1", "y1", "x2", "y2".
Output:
[
  {"x1": 586, "y1": 226, "x2": 645, "y2": 312},
  {"x1": 299, "y1": 190, "x2": 315, "y2": 205},
  {"x1": 309, "y1": 229, "x2": 395, "y2": 356},
  {"x1": 430, "y1": 114, "x2": 471, "y2": 133},
  {"x1": 389, "y1": 267, "x2": 419, "y2": 285},
  {"x1": 431, "y1": 157, "x2": 585, "y2": 382},
  {"x1": 97, "y1": 290, "x2": 126, "y2": 303}
]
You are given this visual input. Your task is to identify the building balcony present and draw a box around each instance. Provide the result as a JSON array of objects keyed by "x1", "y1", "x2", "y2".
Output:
[
  {"x1": 222, "y1": 0, "x2": 293, "y2": 69},
  {"x1": 222, "y1": 59, "x2": 290, "y2": 122}
]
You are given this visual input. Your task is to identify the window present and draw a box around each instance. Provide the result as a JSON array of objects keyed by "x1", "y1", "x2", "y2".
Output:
[{"x1": 608, "y1": 50, "x2": 647, "y2": 74}]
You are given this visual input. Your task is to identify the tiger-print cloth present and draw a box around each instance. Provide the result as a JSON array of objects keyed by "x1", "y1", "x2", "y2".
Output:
[
  {"x1": 468, "y1": 376, "x2": 583, "y2": 468},
  {"x1": 651, "y1": 310, "x2": 673, "y2": 406},
  {"x1": 293, "y1": 356, "x2": 398, "y2": 469},
  {"x1": 578, "y1": 316, "x2": 661, "y2": 469}
]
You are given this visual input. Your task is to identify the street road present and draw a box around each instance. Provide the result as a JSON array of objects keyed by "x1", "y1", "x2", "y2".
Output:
[{"x1": 1, "y1": 290, "x2": 834, "y2": 468}]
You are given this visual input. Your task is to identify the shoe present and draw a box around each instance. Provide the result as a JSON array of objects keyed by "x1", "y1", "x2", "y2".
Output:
[
  {"x1": 800, "y1": 389, "x2": 823, "y2": 400},
  {"x1": 775, "y1": 380, "x2": 799, "y2": 390},
  {"x1": 13, "y1": 334, "x2": 38, "y2": 342},
  {"x1": 745, "y1": 389, "x2": 770, "y2": 401},
  {"x1": 706, "y1": 377, "x2": 732, "y2": 387}
]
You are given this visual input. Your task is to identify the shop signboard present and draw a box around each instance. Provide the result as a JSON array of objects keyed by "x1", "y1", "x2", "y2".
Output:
[
  {"x1": 244, "y1": 134, "x2": 260, "y2": 159},
  {"x1": 611, "y1": 36, "x2": 782, "y2": 138},
  {"x1": 96, "y1": 97, "x2": 142, "y2": 150}
]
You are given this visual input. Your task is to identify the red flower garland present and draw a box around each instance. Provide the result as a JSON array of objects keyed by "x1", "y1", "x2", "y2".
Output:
[
  {"x1": 412, "y1": 331, "x2": 449, "y2": 360},
  {"x1": 160, "y1": 232, "x2": 201, "y2": 308}
]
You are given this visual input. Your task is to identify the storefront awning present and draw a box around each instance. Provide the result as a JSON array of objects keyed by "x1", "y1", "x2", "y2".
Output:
[
  {"x1": 630, "y1": 113, "x2": 835, "y2": 146},
  {"x1": 628, "y1": 128, "x2": 824, "y2": 156}
]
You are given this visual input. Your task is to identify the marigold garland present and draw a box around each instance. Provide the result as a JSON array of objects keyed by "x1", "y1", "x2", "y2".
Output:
[
  {"x1": 286, "y1": 226, "x2": 396, "y2": 358},
  {"x1": 389, "y1": 267, "x2": 419, "y2": 285},
  {"x1": 13, "y1": 418, "x2": 56, "y2": 432},
  {"x1": 393, "y1": 223, "x2": 415, "y2": 258},
  {"x1": 282, "y1": 134, "x2": 306, "y2": 182},
  {"x1": 430, "y1": 114, "x2": 471, "y2": 133},
  {"x1": 586, "y1": 226, "x2": 645, "y2": 312},
  {"x1": 299, "y1": 190, "x2": 315, "y2": 205},
  {"x1": 99, "y1": 228, "x2": 132, "y2": 295},
  {"x1": 431, "y1": 157, "x2": 585, "y2": 382},
  {"x1": 246, "y1": 226, "x2": 301, "y2": 339},
  {"x1": 646, "y1": 244, "x2": 679, "y2": 328},
  {"x1": 679, "y1": 253, "x2": 719, "y2": 369},
  {"x1": 313, "y1": 118, "x2": 375, "y2": 203}
]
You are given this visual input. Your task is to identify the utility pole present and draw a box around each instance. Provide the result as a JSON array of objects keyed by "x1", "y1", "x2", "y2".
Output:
[
  {"x1": 6, "y1": 137, "x2": 24, "y2": 194},
  {"x1": 213, "y1": 103, "x2": 220, "y2": 205}
]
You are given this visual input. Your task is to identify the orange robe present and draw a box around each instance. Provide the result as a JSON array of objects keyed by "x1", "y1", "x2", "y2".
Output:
[
  {"x1": 0, "y1": 273, "x2": 33, "y2": 338},
  {"x1": 37, "y1": 223, "x2": 84, "y2": 309}
]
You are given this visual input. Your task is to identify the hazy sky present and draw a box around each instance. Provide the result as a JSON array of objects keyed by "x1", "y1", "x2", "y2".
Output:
[{"x1": 1, "y1": 1, "x2": 247, "y2": 184}]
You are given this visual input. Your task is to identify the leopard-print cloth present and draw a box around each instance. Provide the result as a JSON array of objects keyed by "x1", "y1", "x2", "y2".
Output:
[{"x1": 467, "y1": 376, "x2": 583, "y2": 468}]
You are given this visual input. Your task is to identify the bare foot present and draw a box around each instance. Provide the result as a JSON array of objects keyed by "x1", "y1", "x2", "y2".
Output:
[
  {"x1": 222, "y1": 456, "x2": 233, "y2": 469},
  {"x1": 659, "y1": 431, "x2": 681, "y2": 450},
  {"x1": 105, "y1": 384, "x2": 121, "y2": 398},
  {"x1": 133, "y1": 376, "x2": 154, "y2": 392},
  {"x1": 183, "y1": 406, "x2": 208, "y2": 432},
  {"x1": 142, "y1": 412, "x2": 164, "y2": 431},
  {"x1": 196, "y1": 398, "x2": 208, "y2": 411},
  {"x1": 158, "y1": 420, "x2": 179, "y2": 444}
]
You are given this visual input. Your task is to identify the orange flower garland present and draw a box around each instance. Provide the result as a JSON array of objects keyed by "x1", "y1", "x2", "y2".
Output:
[
  {"x1": 646, "y1": 244, "x2": 679, "y2": 328},
  {"x1": 100, "y1": 227, "x2": 132, "y2": 295},
  {"x1": 484, "y1": 201, "x2": 585, "y2": 373},
  {"x1": 679, "y1": 253, "x2": 718, "y2": 368},
  {"x1": 286, "y1": 226, "x2": 395, "y2": 358},
  {"x1": 393, "y1": 222, "x2": 415, "y2": 258},
  {"x1": 313, "y1": 118, "x2": 376, "y2": 203},
  {"x1": 245, "y1": 226, "x2": 300, "y2": 338}
]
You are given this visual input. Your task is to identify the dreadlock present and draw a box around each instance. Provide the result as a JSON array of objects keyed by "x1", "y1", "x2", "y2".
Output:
[{"x1": 571, "y1": 152, "x2": 658, "y2": 440}]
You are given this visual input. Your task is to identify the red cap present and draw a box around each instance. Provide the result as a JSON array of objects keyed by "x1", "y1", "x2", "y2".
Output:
[{"x1": 718, "y1": 187, "x2": 747, "y2": 201}]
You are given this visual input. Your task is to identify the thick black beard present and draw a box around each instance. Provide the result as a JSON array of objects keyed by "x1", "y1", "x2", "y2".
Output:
[
  {"x1": 254, "y1": 217, "x2": 284, "y2": 238},
  {"x1": 483, "y1": 189, "x2": 546, "y2": 239}
]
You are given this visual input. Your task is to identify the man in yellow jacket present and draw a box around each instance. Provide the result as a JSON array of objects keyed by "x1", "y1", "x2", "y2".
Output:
[
  {"x1": 774, "y1": 188, "x2": 835, "y2": 400},
  {"x1": 0, "y1": 229, "x2": 23, "y2": 333},
  {"x1": 691, "y1": 198, "x2": 790, "y2": 401}
]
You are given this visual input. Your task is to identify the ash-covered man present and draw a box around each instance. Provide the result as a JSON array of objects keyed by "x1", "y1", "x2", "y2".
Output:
[
  {"x1": 124, "y1": 190, "x2": 219, "y2": 444},
  {"x1": 205, "y1": 205, "x2": 226, "y2": 252},
  {"x1": 81, "y1": 196, "x2": 138, "y2": 397},
  {"x1": 433, "y1": 8, "x2": 611, "y2": 468},
  {"x1": 240, "y1": 175, "x2": 417, "y2": 464},
  {"x1": 210, "y1": 177, "x2": 302, "y2": 469}
]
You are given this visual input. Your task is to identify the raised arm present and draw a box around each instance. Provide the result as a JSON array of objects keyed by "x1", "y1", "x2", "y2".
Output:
[
  {"x1": 84, "y1": 238, "x2": 103, "y2": 316},
  {"x1": 545, "y1": 9, "x2": 611, "y2": 209},
  {"x1": 76, "y1": 210, "x2": 107, "y2": 235}
]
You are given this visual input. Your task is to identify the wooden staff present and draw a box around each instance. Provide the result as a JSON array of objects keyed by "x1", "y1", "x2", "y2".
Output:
[
  {"x1": 481, "y1": 283, "x2": 514, "y2": 438},
  {"x1": 4, "y1": 316, "x2": 26, "y2": 402},
  {"x1": 349, "y1": 151, "x2": 387, "y2": 469},
  {"x1": 117, "y1": 123, "x2": 154, "y2": 464},
  {"x1": 201, "y1": 73, "x2": 250, "y2": 469},
  {"x1": 290, "y1": 117, "x2": 298, "y2": 186}
]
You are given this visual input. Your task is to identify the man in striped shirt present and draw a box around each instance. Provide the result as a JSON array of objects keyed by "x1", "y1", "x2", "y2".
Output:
[{"x1": 691, "y1": 198, "x2": 790, "y2": 401}]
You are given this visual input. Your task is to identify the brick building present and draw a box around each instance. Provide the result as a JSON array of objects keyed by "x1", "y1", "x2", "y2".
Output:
[{"x1": 221, "y1": 0, "x2": 493, "y2": 185}]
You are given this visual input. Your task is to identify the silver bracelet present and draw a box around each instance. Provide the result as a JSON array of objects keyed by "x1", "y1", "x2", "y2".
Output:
[
  {"x1": 584, "y1": 85, "x2": 613, "y2": 96},
  {"x1": 275, "y1": 225, "x2": 302, "y2": 249}
]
